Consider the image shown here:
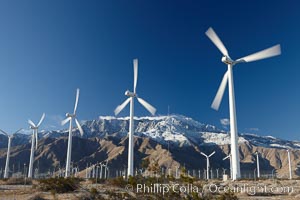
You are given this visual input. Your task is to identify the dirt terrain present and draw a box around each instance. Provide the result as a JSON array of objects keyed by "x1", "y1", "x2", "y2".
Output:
[{"x1": 0, "y1": 178, "x2": 300, "y2": 200}]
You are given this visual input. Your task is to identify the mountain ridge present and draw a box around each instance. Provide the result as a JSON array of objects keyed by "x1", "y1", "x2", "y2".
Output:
[
  {"x1": 1, "y1": 114, "x2": 299, "y2": 178},
  {"x1": 1, "y1": 114, "x2": 299, "y2": 150}
]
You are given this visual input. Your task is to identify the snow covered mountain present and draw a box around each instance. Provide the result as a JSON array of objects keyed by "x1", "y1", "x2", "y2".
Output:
[
  {"x1": 51, "y1": 114, "x2": 300, "y2": 149},
  {"x1": 1, "y1": 114, "x2": 300, "y2": 177},
  {"x1": 1, "y1": 114, "x2": 299, "y2": 150}
]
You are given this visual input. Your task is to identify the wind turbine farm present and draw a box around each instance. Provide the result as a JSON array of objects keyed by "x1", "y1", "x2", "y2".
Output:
[{"x1": 0, "y1": 1, "x2": 300, "y2": 199}]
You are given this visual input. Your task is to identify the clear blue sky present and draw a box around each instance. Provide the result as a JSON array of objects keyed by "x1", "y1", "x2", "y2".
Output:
[{"x1": 0, "y1": 0, "x2": 299, "y2": 140}]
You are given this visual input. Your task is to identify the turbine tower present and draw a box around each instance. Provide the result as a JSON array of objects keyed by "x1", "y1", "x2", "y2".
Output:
[
  {"x1": 114, "y1": 59, "x2": 156, "y2": 177},
  {"x1": 255, "y1": 151, "x2": 260, "y2": 178},
  {"x1": 0, "y1": 129, "x2": 22, "y2": 178},
  {"x1": 28, "y1": 113, "x2": 45, "y2": 178},
  {"x1": 287, "y1": 149, "x2": 292, "y2": 179},
  {"x1": 62, "y1": 88, "x2": 84, "y2": 177},
  {"x1": 200, "y1": 151, "x2": 215, "y2": 180},
  {"x1": 205, "y1": 27, "x2": 281, "y2": 180}
]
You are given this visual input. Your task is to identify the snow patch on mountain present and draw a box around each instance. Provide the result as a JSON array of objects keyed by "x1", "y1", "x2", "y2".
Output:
[{"x1": 201, "y1": 132, "x2": 248, "y2": 145}]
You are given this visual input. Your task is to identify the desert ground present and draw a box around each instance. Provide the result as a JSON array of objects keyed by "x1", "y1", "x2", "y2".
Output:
[{"x1": 0, "y1": 177, "x2": 300, "y2": 200}]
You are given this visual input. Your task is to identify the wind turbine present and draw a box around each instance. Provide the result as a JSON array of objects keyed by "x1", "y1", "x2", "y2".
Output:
[
  {"x1": 0, "y1": 129, "x2": 22, "y2": 178},
  {"x1": 205, "y1": 27, "x2": 281, "y2": 180},
  {"x1": 61, "y1": 88, "x2": 84, "y2": 177},
  {"x1": 99, "y1": 160, "x2": 108, "y2": 179},
  {"x1": 223, "y1": 153, "x2": 232, "y2": 179},
  {"x1": 254, "y1": 151, "x2": 260, "y2": 178},
  {"x1": 114, "y1": 58, "x2": 156, "y2": 177},
  {"x1": 200, "y1": 151, "x2": 215, "y2": 180},
  {"x1": 28, "y1": 113, "x2": 45, "y2": 178}
]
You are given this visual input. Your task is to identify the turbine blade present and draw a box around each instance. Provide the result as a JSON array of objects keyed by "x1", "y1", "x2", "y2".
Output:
[
  {"x1": 28, "y1": 120, "x2": 36, "y2": 127},
  {"x1": 13, "y1": 128, "x2": 23, "y2": 135},
  {"x1": 209, "y1": 151, "x2": 215, "y2": 157},
  {"x1": 114, "y1": 98, "x2": 131, "y2": 116},
  {"x1": 137, "y1": 97, "x2": 156, "y2": 115},
  {"x1": 75, "y1": 118, "x2": 84, "y2": 136},
  {"x1": 223, "y1": 155, "x2": 230, "y2": 160},
  {"x1": 211, "y1": 71, "x2": 229, "y2": 110},
  {"x1": 205, "y1": 27, "x2": 229, "y2": 56},
  {"x1": 61, "y1": 117, "x2": 71, "y2": 126},
  {"x1": 133, "y1": 58, "x2": 138, "y2": 93},
  {"x1": 74, "y1": 88, "x2": 80, "y2": 114},
  {"x1": 236, "y1": 44, "x2": 281, "y2": 63},
  {"x1": 200, "y1": 152, "x2": 207, "y2": 157},
  {"x1": 0, "y1": 129, "x2": 9, "y2": 136},
  {"x1": 37, "y1": 113, "x2": 45, "y2": 127}
]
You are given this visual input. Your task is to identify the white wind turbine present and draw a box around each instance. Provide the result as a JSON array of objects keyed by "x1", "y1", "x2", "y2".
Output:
[
  {"x1": 205, "y1": 27, "x2": 281, "y2": 180},
  {"x1": 114, "y1": 58, "x2": 156, "y2": 177},
  {"x1": 28, "y1": 113, "x2": 45, "y2": 178},
  {"x1": 254, "y1": 151, "x2": 260, "y2": 178},
  {"x1": 0, "y1": 129, "x2": 22, "y2": 178},
  {"x1": 61, "y1": 88, "x2": 84, "y2": 177},
  {"x1": 200, "y1": 151, "x2": 215, "y2": 180},
  {"x1": 223, "y1": 153, "x2": 232, "y2": 179}
]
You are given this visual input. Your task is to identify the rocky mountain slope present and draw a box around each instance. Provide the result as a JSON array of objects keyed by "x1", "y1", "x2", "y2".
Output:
[{"x1": 0, "y1": 115, "x2": 299, "y2": 178}]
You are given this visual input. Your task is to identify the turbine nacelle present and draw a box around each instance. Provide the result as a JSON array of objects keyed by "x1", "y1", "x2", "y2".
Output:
[
  {"x1": 221, "y1": 56, "x2": 234, "y2": 65},
  {"x1": 125, "y1": 90, "x2": 135, "y2": 97},
  {"x1": 66, "y1": 113, "x2": 75, "y2": 118},
  {"x1": 29, "y1": 125, "x2": 38, "y2": 130}
]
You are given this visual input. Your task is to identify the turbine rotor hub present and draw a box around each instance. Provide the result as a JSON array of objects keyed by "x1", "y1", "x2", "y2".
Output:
[
  {"x1": 66, "y1": 113, "x2": 75, "y2": 118},
  {"x1": 125, "y1": 90, "x2": 135, "y2": 97},
  {"x1": 221, "y1": 56, "x2": 234, "y2": 65}
]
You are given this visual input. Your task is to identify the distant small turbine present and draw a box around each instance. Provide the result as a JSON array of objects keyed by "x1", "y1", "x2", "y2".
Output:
[
  {"x1": 28, "y1": 113, "x2": 45, "y2": 178},
  {"x1": 205, "y1": 27, "x2": 281, "y2": 180},
  {"x1": 0, "y1": 129, "x2": 22, "y2": 178},
  {"x1": 62, "y1": 88, "x2": 84, "y2": 177},
  {"x1": 254, "y1": 151, "x2": 260, "y2": 178},
  {"x1": 200, "y1": 151, "x2": 215, "y2": 180},
  {"x1": 223, "y1": 153, "x2": 232, "y2": 179},
  {"x1": 114, "y1": 59, "x2": 156, "y2": 177}
]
